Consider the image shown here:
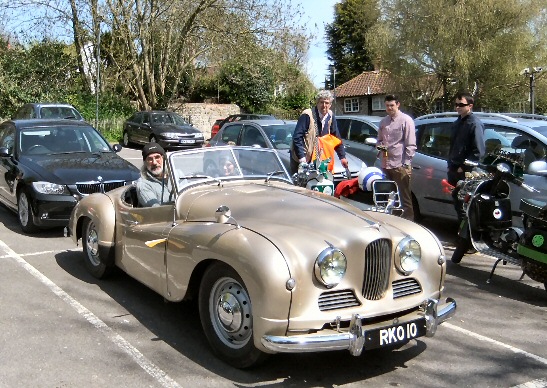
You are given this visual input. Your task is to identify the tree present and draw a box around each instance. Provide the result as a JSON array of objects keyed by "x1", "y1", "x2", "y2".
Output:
[
  {"x1": 325, "y1": 0, "x2": 380, "y2": 85},
  {"x1": 365, "y1": 0, "x2": 547, "y2": 114}
]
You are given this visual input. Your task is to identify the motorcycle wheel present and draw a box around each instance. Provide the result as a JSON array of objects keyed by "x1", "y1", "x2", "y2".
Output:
[{"x1": 452, "y1": 236, "x2": 470, "y2": 264}]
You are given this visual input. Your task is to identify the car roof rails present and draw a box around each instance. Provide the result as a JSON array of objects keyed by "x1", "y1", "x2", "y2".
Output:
[
  {"x1": 502, "y1": 113, "x2": 547, "y2": 121},
  {"x1": 415, "y1": 112, "x2": 519, "y2": 123}
]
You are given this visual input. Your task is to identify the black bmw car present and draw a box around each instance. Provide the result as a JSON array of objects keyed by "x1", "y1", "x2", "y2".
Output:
[
  {"x1": 0, "y1": 119, "x2": 140, "y2": 233},
  {"x1": 122, "y1": 110, "x2": 205, "y2": 150}
]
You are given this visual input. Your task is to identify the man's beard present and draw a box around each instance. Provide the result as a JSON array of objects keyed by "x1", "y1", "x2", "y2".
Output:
[{"x1": 149, "y1": 166, "x2": 163, "y2": 178}]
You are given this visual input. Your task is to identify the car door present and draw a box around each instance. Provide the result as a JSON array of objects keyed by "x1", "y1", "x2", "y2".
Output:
[
  {"x1": 412, "y1": 121, "x2": 457, "y2": 218},
  {"x1": 0, "y1": 123, "x2": 18, "y2": 208},
  {"x1": 138, "y1": 112, "x2": 153, "y2": 143}
]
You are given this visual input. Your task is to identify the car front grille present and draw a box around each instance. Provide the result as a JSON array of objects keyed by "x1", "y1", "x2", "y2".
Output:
[
  {"x1": 318, "y1": 289, "x2": 361, "y2": 311},
  {"x1": 76, "y1": 181, "x2": 128, "y2": 195},
  {"x1": 362, "y1": 238, "x2": 391, "y2": 300},
  {"x1": 392, "y1": 278, "x2": 422, "y2": 299}
]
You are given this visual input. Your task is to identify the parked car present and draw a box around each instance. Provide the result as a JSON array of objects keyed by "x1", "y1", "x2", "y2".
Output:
[
  {"x1": 122, "y1": 111, "x2": 205, "y2": 150},
  {"x1": 337, "y1": 115, "x2": 383, "y2": 166},
  {"x1": 0, "y1": 119, "x2": 140, "y2": 233},
  {"x1": 208, "y1": 119, "x2": 364, "y2": 183},
  {"x1": 12, "y1": 103, "x2": 84, "y2": 121},
  {"x1": 68, "y1": 145, "x2": 456, "y2": 368},
  {"x1": 398, "y1": 112, "x2": 547, "y2": 223},
  {"x1": 210, "y1": 118, "x2": 224, "y2": 139}
]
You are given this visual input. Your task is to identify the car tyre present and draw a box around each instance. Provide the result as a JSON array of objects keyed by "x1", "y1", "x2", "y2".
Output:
[
  {"x1": 199, "y1": 262, "x2": 268, "y2": 368},
  {"x1": 82, "y1": 218, "x2": 114, "y2": 279},
  {"x1": 411, "y1": 194, "x2": 422, "y2": 222},
  {"x1": 122, "y1": 131, "x2": 132, "y2": 147},
  {"x1": 17, "y1": 189, "x2": 38, "y2": 234}
]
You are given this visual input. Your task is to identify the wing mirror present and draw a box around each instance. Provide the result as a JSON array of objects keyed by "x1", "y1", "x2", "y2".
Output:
[
  {"x1": 215, "y1": 205, "x2": 240, "y2": 228},
  {"x1": 365, "y1": 137, "x2": 377, "y2": 146},
  {"x1": 528, "y1": 160, "x2": 547, "y2": 176}
]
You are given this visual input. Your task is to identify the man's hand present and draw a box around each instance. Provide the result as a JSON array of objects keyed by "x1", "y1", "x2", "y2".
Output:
[{"x1": 340, "y1": 158, "x2": 348, "y2": 168}]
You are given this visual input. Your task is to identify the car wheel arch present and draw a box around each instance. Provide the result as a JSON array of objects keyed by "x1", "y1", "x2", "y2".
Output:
[{"x1": 73, "y1": 195, "x2": 117, "y2": 256}]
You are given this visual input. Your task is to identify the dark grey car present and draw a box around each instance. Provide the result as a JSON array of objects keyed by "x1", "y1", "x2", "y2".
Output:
[
  {"x1": 123, "y1": 111, "x2": 205, "y2": 151},
  {"x1": 208, "y1": 119, "x2": 365, "y2": 183}
]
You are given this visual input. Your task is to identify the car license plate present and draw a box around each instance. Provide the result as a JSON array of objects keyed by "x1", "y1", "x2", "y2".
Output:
[
  {"x1": 365, "y1": 318, "x2": 426, "y2": 349},
  {"x1": 179, "y1": 139, "x2": 195, "y2": 144}
]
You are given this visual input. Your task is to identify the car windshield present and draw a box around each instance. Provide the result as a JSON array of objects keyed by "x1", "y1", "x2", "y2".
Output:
[
  {"x1": 151, "y1": 112, "x2": 188, "y2": 126},
  {"x1": 40, "y1": 106, "x2": 82, "y2": 120},
  {"x1": 168, "y1": 146, "x2": 291, "y2": 192},
  {"x1": 261, "y1": 124, "x2": 295, "y2": 150},
  {"x1": 19, "y1": 125, "x2": 112, "y2": 155}
]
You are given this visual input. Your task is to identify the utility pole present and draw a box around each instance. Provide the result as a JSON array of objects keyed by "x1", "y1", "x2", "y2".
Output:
[
  {"x1": 521, "y1": 67, "x2": 543, "y2": 114},
  {"x1": 329, "y1": 65, "x2": 336, "y2": 115}
]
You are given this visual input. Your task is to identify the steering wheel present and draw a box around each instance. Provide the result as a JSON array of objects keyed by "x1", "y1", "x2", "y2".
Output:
[{"x1": 26, "y1": 145, "x2": 50, "y2": 154}]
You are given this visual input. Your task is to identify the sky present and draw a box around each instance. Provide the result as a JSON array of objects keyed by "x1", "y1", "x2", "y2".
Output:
[{"x1": 293, "y1": 0, "x2": 339, "y2": 88}]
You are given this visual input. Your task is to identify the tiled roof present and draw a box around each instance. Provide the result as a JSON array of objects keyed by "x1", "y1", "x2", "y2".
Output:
[{"x1": 336, "y1": 70, "x2": 394, "y2": 98}]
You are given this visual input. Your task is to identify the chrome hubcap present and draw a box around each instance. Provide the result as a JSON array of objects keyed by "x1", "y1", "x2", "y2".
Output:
[
  {"x1": 210, "y1": 278, "x2": 252, "y2": 348},
  {"x1": 86, "y1": 222, "x2": 100, "y2": 266}
]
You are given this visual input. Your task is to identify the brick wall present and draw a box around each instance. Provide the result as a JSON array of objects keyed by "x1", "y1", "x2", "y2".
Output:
[{"x1": 168, "y1": 101, "x2": 240, "y2": 139}]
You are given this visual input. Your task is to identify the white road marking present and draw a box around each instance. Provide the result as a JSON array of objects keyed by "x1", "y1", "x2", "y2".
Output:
[
  {"x1": 0, "y1": 240, "x2": 181, "y2": 388},
  {"x1": 444, "y1": 322, "x2": 547, "y2": 366},
  {"x1": 0, "y1": 248, "x2": 80, "y2": 259},
  {"x1": 512, "y1": 378, "x2": 547, "y2": 388}
]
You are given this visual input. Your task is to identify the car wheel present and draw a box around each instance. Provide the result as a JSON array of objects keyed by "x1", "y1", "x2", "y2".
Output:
[
  {"x1": 122, "y1": 131, "x2": 131, "y2": 147},
  {"x1": 199, "y1": 263, "x2": 268, "y2": 368},
  {"x1": 82, "y1": 218, "x2": 114, "y2": 279},
  {"x1": 17, "y1": 189, "x2": 38, "y2": 234}
]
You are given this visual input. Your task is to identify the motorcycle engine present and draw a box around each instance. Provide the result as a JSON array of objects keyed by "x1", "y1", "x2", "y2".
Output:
[{"x1": 492, "y1": 227, "x2": 523, "y2": 253}]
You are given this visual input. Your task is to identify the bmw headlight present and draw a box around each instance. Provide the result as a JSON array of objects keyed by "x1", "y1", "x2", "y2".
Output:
[
  {"x1": 194, "y1": 133, "x2": 204, "y2": 139},
  {"x1": 32, "y1": 181, "x2": 69, "y2": 195},
  {"x1": 314, "y1": 247, "x2": 347, "y2": 288},
  {"x1": 161, "y1": 132, "x2": 180, "y2": 139},
  {"x1": 396, "y1": 237, "x2": 421, "y2": 275}
]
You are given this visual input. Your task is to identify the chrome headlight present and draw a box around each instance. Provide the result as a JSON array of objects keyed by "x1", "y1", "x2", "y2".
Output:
[
  {"x1": 194, "y1": 133, "x2": 204, "y2": 139},
  {"x1": 314, "y1": 247, "x2": 347, "y2": 288},
  {"x1": 32, "y1": 181, "x2": 69, "y2": 195},
  {"x1": 396, "y1": 237, "x2": 421, "y2": 275}
]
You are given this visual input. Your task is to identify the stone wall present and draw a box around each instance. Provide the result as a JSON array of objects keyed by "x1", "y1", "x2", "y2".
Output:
[{"x1": 168, "y1": 101, "x2": 240, "y2": 139}]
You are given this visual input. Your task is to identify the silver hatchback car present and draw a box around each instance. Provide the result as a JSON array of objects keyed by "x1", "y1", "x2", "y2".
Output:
[{"x1": 410, "y1": 112, "x2": 547, "y2": 223}]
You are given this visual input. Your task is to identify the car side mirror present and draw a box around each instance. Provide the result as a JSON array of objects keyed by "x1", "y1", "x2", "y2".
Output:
[
  {"x1": 365, "y1": 138, "x2": 377, "y2": 146},
  {"x1": 528, "y1": 160, "x2": 547, "y2": 176},
  {"x1": 112, "y1": 144, "x2": 122, "y2": 152},
  {"x1": 215, "y1": 205, "x2": 232, "y2": 224},
  {"x1": 0, "y1": 147, "x2": 10, "y2": 157}
]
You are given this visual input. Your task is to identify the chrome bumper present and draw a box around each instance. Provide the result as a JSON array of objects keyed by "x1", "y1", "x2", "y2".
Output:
[{"x1": 261, "y1": 297, "x2": 456, "y2": 356}]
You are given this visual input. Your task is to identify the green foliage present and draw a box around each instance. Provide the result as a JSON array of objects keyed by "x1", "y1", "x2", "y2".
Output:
[
  {"x1": 219, "y1": 61, "x2": 275, "y2": 113},
  {"x1": 326, "y1": 0, "x2": 380, "y2": 85},
  {"x1": 366, "y1": 0, "x2": 547, "y2": 113}
]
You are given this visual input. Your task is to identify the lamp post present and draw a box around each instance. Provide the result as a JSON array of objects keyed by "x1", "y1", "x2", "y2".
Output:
[
  {"x1": 521, "y1": 67, "x2": 543, "y2": 114},
  {"x1": 95, "y1": 20, "x2": 101, "y2": 129},
  {"x1": 329, "y1": 65, "x2": 336, "y2": 115}
]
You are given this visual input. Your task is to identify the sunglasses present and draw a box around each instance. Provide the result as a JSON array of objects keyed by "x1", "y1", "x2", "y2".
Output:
[{"x1": 454, "y1": 103, "x2": 470, "y2": 108}]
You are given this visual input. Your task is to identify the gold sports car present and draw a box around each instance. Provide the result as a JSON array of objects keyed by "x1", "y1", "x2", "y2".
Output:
[{"x1": 68, "y1": 146, "x2": 456, "y2": 368}]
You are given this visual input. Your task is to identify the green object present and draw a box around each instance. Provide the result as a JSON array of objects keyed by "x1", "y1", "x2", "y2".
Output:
[{"x1": 532, "y1": 234, "x2": 545, "y2": 248}]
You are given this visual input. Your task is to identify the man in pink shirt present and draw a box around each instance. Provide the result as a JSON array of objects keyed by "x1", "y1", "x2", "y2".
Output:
[{"x1": 377, "y1": 94, "x2": 417, "y2": 221}]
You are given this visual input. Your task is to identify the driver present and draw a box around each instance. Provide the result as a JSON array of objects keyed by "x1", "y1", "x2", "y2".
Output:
[{"x1": 136, "y1": 142, "x2": 173, "y2": 207}]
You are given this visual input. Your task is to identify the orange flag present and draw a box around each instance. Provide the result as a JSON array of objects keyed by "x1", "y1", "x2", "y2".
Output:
[{"x1": 313, "y1": 134, "x2": 342, "y2": 171}]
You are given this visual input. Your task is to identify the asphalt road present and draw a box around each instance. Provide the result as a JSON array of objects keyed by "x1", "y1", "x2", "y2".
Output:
[{"x1": 0, "y1": 146, "x2": 545, "y2": 387}]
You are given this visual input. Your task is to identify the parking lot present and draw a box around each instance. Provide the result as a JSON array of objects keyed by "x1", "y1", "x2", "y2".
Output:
[{"x1": 0, "y1": 147, "x2": 545, "y2": 387}]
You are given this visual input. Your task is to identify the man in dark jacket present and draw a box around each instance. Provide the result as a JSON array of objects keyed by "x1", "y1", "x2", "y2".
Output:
[
  {"x1": 447, "y1": 92, "x2": 485, "y2": 222},
  {"x1": 290, "y1": 90, "x2": 348, "y2": 174}
]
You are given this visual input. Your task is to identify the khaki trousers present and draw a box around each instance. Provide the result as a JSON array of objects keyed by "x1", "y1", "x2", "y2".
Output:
[{"x1": 383, "y1": 166, "x2": 414, "y2": 221}]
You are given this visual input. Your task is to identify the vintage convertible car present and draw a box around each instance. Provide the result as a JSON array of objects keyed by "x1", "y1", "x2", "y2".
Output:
[{"x1": 68, "y1": 146, "x2": 456, "y2": 368}]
